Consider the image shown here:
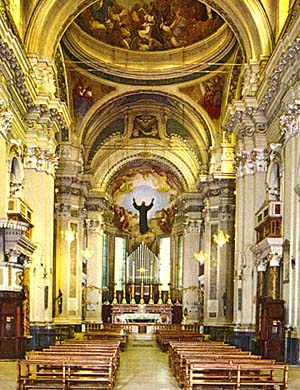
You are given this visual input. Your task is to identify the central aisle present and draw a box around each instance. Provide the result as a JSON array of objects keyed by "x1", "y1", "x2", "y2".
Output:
[{"x1": 114, "y1": 333, "x2": 180, "y2": 390}]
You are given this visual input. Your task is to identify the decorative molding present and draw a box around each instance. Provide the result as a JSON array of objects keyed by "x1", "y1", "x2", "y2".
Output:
[
  {"x1": 0, "y1": 37, "x2": 69, "y2": 138},
  {"x1": 260, "y1": 37, "x2": 300, "y2": 113},
  {"x1": 218, "y1": 204, "x2": 235, "y2": 220},
  {"x1": 269, "y1": 252, "x2": 282, "y2": 267},
  {"x1": 225, "y1": 35, "x2": 300, "y2": 135},
  {"x1": 86, "y1": 219, "x2": 105, "y2": 233},
  {"x1": 280, "y1": 100, "x2": 300, "y2": 142},
  {"x1": 183, "y1": 219, "x2": 202, "y2": 234},
  {"x1": 235, "y1": 148, "x2": 268, "y2": 177},
  {"x1": 225, "y1": 107, "x2": 267, "y2": 136},
  {"x1": 55, "y1": 203, "x2": 71, "y2": 218},
  {"x1": 256, "y1": 258, "x2": 267, "y2": 272},
  {"x1": 24, "y1": 146, "x2": 59, "y2": 175},
  {"x1": 0, "y1": 99, "x2": 13, "y2": 139}
]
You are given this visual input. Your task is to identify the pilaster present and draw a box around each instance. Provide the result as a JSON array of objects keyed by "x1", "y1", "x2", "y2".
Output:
[
  {"x1": 201, "y1": 179, "x2": 235, "y2": 327},
  {"x1": 280, "y1": 102, "x2": 300, "y2": 330},
  {"x1": 0, "y1": 100, "x2": 12, "y2": 218},
  {"x1": 182, "y1": 218, "x2": 202, "y2": 324},
  {"x1": 84, "y1": 214, "x2": 105, "y2": 323},
  {"x1": 23, "y1": 144, "x2": 57, "y2": 324}
]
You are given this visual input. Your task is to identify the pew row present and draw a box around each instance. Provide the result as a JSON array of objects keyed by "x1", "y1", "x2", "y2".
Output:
[
  {"x1": 17, "y1": 358, "x2": 116, "y2": 390},
  {"x1": 167, "y1": 339, "x2": 288, "y2": 390},
  {"x1": 17, "y1": 338, "x2": 121, "y2": 390},
  {"x1": 186, "y1": 361, "x2": 288, "y2": 390}
]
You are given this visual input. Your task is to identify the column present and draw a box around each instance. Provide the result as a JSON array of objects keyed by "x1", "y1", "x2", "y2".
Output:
[
  {"x1": 280, "y1": 101, "x2": 300, "y2": 365},
  {"x1": 24, "y1": 144, "x2": 57, "y2": 324},
  {"x1": 54, "y1": 136, "x2": 88, "y2": 324},
  {"x1": 0, "y1": 100, "x2": 12, "y2": 219},
  {"x1": 182, "y1": 219, "x2": 202, "y2": 324},
  {"x1": 257, "y1": 260, "x2": 267, "y2": 299},
  {"x1": 55, "y1": 203, "x2": 78, "y2": 323},
  {"x1": 269, "y1": 253, "x2": 281, "y2": 299},
  {"x1": 234, "y1": 136, "x2": 268, "y2": 330},
  {"x1": 202, "y1": 180, "x2": 235, "y2": 329},
  {"x1": 84, "y1": 215, "x2": 104, "y2": 323}
]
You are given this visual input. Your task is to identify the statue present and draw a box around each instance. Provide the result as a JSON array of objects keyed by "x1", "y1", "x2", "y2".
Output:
[
  {"x1": 56, "y1": 289, "x2": 63, "y2": 314},
  {"x1": 133, "y1": 198, "x2": 154, "y2": 234}
]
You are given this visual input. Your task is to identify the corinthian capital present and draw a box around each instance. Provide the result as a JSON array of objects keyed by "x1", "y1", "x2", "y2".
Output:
[
  {"x1": 28, "y1": 56, "x2": 56, "y2": 97},
  {"x1": 24, "y1": 146, "x2": 58, "y2": 175},
  {"x1": 235, "y1": 148, "x2": 268, "y2": 177},
  {"x1": 183, "y1": 219, "x2": 202, "y2": 234},
  {"x1": 280, "y1": 101, "x2": 300, "y2": 141},
  {"x1": 0, "y1": 100, "x2": 13, "y2": 139}
]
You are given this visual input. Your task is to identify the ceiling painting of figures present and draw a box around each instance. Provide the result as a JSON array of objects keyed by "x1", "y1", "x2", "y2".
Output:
[
  {"x1": 180, "y1": 75, "x2": 225, "y2": 120},
  {"x1": 76, "y1": 0, "x2": 224, "y2": 51}
]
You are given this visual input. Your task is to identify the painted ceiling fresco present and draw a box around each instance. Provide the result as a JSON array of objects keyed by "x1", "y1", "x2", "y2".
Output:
[
  {"x1": 76, "y1": 0, "x2": 224, "y2": 51},
  {"x1": 110, "y1": 161, "x2": 182, "y2": 251},
  {"x1": 180, "y1": 75, "x2": 225, "y2": 120},
  {"x1": 70, "y1": 72, "x2": 115, "y2": 117}
]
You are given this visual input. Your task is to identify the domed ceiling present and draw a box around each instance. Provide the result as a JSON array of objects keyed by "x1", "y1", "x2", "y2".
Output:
[
  {"x1": 76, "y1": 0, "x2": 224, "y2": 51},
  {"x1": 62, "y1": 0, "x2": 238, "y2": 83}
]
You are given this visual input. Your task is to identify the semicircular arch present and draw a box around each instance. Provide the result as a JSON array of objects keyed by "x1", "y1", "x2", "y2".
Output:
[{"x1": 24, "y1": 0, "x2": 273, "y2": 63}]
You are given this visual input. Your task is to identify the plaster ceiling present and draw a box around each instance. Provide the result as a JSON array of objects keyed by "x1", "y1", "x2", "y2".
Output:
[{"x1": 21, "y1": 0, "x2": 275, "y2": 194}]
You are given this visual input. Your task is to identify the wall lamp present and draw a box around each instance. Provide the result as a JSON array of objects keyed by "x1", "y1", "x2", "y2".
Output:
[
  {"x1": 213, "y1": 230, "x2": 230, "y2": 247},
  {"x1": 61, "y1": 229, "x2": 76, "y2": 243},
  {"x1": 194, "y1": 250, "x2": 207, "y2": 264}
]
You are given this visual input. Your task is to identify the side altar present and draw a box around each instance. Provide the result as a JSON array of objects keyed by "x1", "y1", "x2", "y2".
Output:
[{"x1": 111, "y1": 304, "x2": 173, "y2": 324}]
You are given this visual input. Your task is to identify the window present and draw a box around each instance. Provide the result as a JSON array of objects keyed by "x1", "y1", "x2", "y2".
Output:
[
  {"x1": 159, "y1": 237, "x2": 171, "y2": 290},
  {"x1": 114, "y1": 236, "x2": 126, "y2": 290},
  {"x1": 177, "y1": 235, "x2": 183, "y2": 289},
  {"x1": 102, "y1": 233, "x2": 108, "y2": 288}
]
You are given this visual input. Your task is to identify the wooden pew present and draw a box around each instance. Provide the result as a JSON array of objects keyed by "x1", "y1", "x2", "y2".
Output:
[
  {"x1": 185, "y1": 361, "x2": 288, "y2": 390},
  {"x1": 17, "y1": 357, "x2": 116, "y2": 390},
  {"x1": 166, "y1": 339, "x2": 289, "y2": 389},
  {"x1": 84, "y1": 330, "x2": 127, "y2": 351},
  {"x1": 156, "y1": 330, "x2": 205, "y2": 352},
  {"x1": 65, "y1": 360, "x2": 115, "y2": 389},
  {"x1": 17, "y1": 358, "x2": 66, "y2": 390},
  {"x1": 17, "y1": 338, "x2": 121, "y2": 390}
]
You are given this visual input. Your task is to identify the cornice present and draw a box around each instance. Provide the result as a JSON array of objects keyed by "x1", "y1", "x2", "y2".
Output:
[{"x1": 0, "y1": 22, "x2": 71, "y2": 139}]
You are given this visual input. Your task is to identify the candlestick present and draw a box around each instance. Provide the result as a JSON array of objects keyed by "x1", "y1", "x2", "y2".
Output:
[
  {"x1": 130, "y1": 283, "x2": 136, "y2": 304},
  {"x1": 157, "y1": 283, "x2": 163, "y2": 304},
  {"x1": 112, "y1": 283, "x2": 118, "y2": 304},
  {"x1": 121, "y1": 282, "x2": 127, "y2": 304},
  {"x1": 167, "y1": 282, "x2": 172, "y2": 305}
]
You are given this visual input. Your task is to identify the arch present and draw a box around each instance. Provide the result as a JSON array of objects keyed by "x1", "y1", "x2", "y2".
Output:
[
  {"x1": 79, "y1": 90, "x2": 214, "y2": 163},
  {"x1": 91, "y1": 145, "x2": 198, "y2": 193},
  {"x1": 24, "y1": 0, "x2": 273, "y2": 62}
]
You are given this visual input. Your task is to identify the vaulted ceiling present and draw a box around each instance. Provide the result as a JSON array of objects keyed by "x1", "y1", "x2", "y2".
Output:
[{"x1": 17, "y1": 0, "x2": 284, "y2": 195}]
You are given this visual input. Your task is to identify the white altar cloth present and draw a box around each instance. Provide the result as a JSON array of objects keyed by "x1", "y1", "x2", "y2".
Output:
[{"x1": 123, "y1": 313, "x2": 161, "y2": 323}]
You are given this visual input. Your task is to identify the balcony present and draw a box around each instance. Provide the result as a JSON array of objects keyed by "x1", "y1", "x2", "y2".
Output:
[
  {"x1": 7, "y1": 197, "x2": 33, "y2": 225},
  {"x1": 255, "y1": 201, "x2": 282, "y2": 243}
]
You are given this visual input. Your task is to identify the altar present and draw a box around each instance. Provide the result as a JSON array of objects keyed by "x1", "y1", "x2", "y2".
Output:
[
  {"x1": 123, "y1": 312, "x2": 161, "y2": 323},
  {"x1": 111, "y1": 304, "x2": 173, "y2": 325}
]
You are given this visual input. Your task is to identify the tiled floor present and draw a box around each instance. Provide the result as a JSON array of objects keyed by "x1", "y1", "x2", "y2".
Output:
[
  {"x1": 114, "y1": 333, "x2": 179, "y2": 389},
  {"x1": 1, "y1": 334, "x2": 300, "y2": 389}
]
